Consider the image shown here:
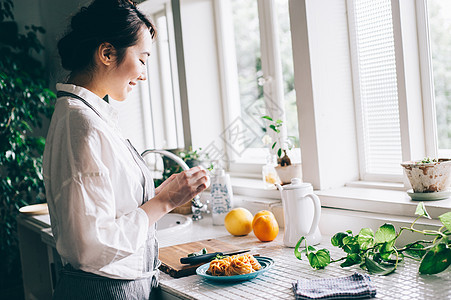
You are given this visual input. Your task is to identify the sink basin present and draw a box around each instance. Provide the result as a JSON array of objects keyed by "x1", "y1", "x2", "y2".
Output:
[
  {"x1": 32, "y1": 211, "x2": 192, "y2": 234},
  {"x1": 156, "y1": 213, "x2": 192, "y2": 233}
]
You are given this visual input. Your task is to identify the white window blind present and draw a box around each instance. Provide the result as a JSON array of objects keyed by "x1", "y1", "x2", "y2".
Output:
[
  {"x1": 349, "y1": 0, "x2": 403, "y2": 178},
  {"x1": 109, "y1": 84, "x2": 151, "y2": 153}
]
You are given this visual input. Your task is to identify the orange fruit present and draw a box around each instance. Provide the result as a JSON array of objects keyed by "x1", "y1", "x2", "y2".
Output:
[
  {"x1": 252, "y1": 215, "x2": 279, "y2": 242},
  {"x1": 252, "y1": 210, "x2": 275, "y2": 228},
  {"x1": 224, "y1": 208, "x2": 253, "y2": 236}
]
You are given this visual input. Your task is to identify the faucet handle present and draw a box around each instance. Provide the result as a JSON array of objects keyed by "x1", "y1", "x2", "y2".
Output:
[{"x1": 191, "y1": 196, "x2": 209, "y2": 221}]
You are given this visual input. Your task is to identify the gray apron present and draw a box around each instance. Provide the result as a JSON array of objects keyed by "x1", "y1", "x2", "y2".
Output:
[{"x1": 52, "y1": 91, "x2": 160, "y2": 300}]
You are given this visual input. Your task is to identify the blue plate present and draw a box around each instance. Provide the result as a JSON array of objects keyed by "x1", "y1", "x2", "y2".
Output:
[{"x1": 196, "y1": 256, "x2": 274, "y2": 282}]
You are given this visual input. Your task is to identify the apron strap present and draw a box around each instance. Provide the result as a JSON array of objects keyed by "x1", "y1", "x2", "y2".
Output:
[
  {"x1": 56, "y1": 90, "x2": 154, "y2": 204},
  {"x1": 57, "y1": 91, "x2": 103, "y2": 119}
]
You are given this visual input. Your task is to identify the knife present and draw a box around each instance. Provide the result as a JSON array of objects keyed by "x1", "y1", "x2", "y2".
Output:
[{"x1": 180, "y1": 249, "x2": 250, "y2": 265}]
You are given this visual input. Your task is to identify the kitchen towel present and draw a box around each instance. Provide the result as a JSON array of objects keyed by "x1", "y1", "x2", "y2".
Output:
[{"x1": 292, "y1": 272, "x2": 376, "y2": 299}]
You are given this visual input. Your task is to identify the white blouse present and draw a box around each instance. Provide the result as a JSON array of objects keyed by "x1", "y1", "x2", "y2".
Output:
[{"x1": 43, "y1": 83, "x2": 152, "y2": 280}]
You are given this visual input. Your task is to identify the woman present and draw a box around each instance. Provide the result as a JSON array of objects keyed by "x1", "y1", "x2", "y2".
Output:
[{"x1": 43, "y1": 0, "x2": 209, "y2": 298}]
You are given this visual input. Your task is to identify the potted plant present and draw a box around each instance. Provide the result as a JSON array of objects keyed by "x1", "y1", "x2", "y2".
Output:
[
  {"x1": 401, "y1": 157, "x2": 451, "y2": 199},
  {"x1": 262, "y1": 116, "x2": 302, "y2": 185},
  {"x1": 0, "y1": 1, "x2": 55, "y2": 294}
]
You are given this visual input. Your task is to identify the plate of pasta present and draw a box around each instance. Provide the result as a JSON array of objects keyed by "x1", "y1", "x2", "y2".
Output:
[{"x1": 196, "y1": 254, "x2": 274, "y2": 282}]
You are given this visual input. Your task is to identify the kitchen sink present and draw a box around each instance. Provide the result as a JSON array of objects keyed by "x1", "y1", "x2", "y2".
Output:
[
  {"x1": 156, "y1": 213, "x2": 192, "y2": 233},
  {"x1": 34, "y1": 211, "x2": 192, "y2": 233}
]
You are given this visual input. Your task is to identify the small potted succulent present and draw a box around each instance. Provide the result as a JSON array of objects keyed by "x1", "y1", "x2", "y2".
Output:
[
  {"x1": 262, "y1": 116, "x2": 302, "y2": 185},
  {"x1": 401, "y1": 157, "x2": 451, "y2": 198}
]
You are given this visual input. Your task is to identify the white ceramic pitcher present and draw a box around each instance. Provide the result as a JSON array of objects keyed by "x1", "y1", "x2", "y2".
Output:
[{"x1": 276, "y1": 178, "x2": 322, "y2": 247}]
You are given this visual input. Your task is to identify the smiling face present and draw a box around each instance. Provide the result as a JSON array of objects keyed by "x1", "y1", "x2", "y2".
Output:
[{"x1": 106, "y1": 26, "x2": 153, "y2": 101}]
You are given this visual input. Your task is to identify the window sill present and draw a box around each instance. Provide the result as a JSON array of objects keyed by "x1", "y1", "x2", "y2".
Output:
[
  {"x1": 230, "y1": 177, "x2": 451, "y2": 220},
  {"x1": 316, "y1": 186, "x2": 451, "y2": 220}
]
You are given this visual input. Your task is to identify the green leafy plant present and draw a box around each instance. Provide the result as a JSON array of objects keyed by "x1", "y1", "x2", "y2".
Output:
[
  {"x1": 261, "y1": 115, "x2": 293, "y2": 167},
  {"x1": 0, "y1": 0, "x2": 55, "y2": 288},
  {"x1": 417, "y1": 157, "x2": 438, "y2": 164},
  {"x1": 295, "y1": 202, "x2": 451, "y2": 275}
]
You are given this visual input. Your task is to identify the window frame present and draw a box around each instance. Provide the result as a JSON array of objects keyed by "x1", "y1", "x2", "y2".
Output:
[
  {"x1": 344, "y1": 0, "x2": 438, "y2": 184},
  {"x1": 213, "y1": 0, "x2": 295, "y2": 177},
  {"x1": 416, "y1": 0, "x2": 445, "y2": 159},
  {"x1": 346, "y1": 0, "x2": 405, "y2": 183},
  {"x1": 137, "y1": 0, "x2": 440, "y2": 190}
]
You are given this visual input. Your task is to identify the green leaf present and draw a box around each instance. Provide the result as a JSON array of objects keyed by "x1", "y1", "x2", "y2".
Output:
[
  {"x1": 357, "y1": 228, "x2": 374, "y2": 250},
  {"x1": 375, "y1": 223, "x2": 396, "y2": 243},
  {"x1": 269, "y1": 124, "x2": 277, "y2": 131},
  {"x1": 307, "y1": 249, "x2": 331, "y2": 269},
  {"x1": 404, "y1": 243, "x2": 426, "y2": 259},
  {"x1": 277, "y1": 148, "x2": 282, "y2": 158},
  {"x1": 262, "y1": 115, "x2": 273, "y2": 121},
  {"x1": 342, "y1": 236, "x2": 360, "y2": 254},
  {"x1": 275, "y1": 119, "x2": 283, "y2": 124},
  {"x1": 271, "y1": 141, "x2": 277, "y2": 149},
  {"x1": 419, "y1": 243, "x2": 451, "y2": 274},
  {"x1": 439, "y1": 212, "x2": 451, "y2": 232},
  {"x1": 340, "y1": 253, "x2": 362, "y2": 267},
  {"x1": 294, "y1": 236, "x2": 306, "y2": 260},
  {"x1": 415, "y1": 202, "x2": 431, "y2": 219},
  {"x1": 379, "y1": 240, "x2": 395, "y2": 260},
  {"x1": 187, "y1": 247, "x2": 208, "y2": 257},
  {"x1": 301, "y1": 246, "x2": 316, "y2": 255},
  {"x1": 364, "y1": 257, "x2": 396, "y2": 275},
  {"x1": 331, "y1": 232, "x2": 349, "y2": 247}
]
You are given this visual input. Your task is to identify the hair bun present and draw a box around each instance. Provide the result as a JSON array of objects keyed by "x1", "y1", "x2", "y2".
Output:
[
  {"x1": 58, "y1": 0, "x2": 155, "y2": 73},
  {"x1": 70, "y1": 7, "x2": 90, "y2": 32},
  {"x1": 90, "y1": 0, "x2": 135, "y2": 10},
  {"x1": 57, "y1": 33, "x2": 79, "y2": 71}
]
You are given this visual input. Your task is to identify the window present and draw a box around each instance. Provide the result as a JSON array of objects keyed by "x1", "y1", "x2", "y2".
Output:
[
  {"x1": 275, "y1": 0, "x2": 298, "y2": 149},
  {"x1": 428, "y1": 1, "x2": 451, "y2": 157},
  {"x1": 113, "y1": 0, "x2": 443, "y2": 190},
  {"x1": 114, "y1": 1, "x2": 184, "y2": 154},
  {"x1": 151, "y1": 11, "x2": 184, "y2": 150},
  {"x1": 223, "y1": 0, "x2": 299, "y2": 170},
  {"x1": 347, "y1": 0, "x2": 403, "y2": 181}
]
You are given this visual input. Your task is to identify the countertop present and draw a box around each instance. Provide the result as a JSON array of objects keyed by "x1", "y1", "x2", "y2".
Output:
[
  {"x1": 28, "y1": 213, "x2": 451, "y2": 299},
  {"x1": 156, "y1": 217, "x2": 451, "y2": 300},
  {"x1": 159, "y1": 232, "x2": 451, "y2": 300}
]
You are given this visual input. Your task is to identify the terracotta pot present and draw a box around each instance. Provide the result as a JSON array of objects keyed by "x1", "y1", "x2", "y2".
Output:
[
  {"x1": 401, "y1": 159, "x2": 451, "y2": 193},
  {"x1": 275, "y1": 163, "x2": 303, "y2": 185}
]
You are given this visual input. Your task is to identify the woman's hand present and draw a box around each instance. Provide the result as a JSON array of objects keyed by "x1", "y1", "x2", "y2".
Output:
[
  {"x1": 140, "y1": 166, "x2": 210, "y2": 226},
  {"x1": 154, "y1": 174, "x2": 177, "y2": 196},
  {"x1": 157, "y1": 166, "x2": 210, "y2": 208}
]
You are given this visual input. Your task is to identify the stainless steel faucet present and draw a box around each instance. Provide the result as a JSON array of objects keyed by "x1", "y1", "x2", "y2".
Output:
[{"x1": 141, "y1": 149, "x2": 208, "y2": 221}]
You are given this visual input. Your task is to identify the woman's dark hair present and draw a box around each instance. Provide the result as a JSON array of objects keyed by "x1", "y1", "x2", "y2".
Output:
[{"x1": 58, "y1": 0, "x2": 156, "y2": 73}]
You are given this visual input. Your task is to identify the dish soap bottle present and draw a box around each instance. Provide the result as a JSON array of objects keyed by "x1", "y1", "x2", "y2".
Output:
[{"x1": 210, "y1": 168, "x2": 233, "y2": 225}]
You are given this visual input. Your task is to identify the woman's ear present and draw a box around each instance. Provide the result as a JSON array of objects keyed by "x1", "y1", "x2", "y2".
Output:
[{"x1": 97, "y1": 42, "x2": 116, "y2": 66}]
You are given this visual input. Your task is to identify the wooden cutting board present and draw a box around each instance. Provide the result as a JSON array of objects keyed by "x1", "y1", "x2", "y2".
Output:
[{"x1": 158, "y1": 238, "x2": 241, "y2": 278}]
